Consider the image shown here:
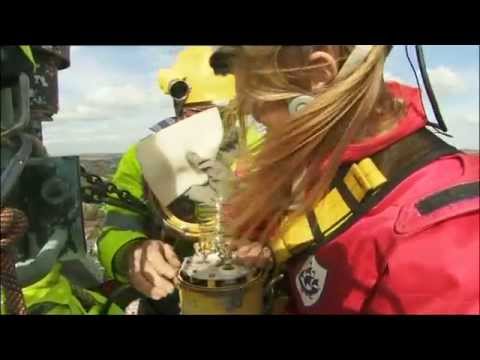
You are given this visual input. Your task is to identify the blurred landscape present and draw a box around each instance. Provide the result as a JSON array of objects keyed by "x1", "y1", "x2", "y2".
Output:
[{"x1": 80, "y1": 153, "x2": 122, "y2": 178}]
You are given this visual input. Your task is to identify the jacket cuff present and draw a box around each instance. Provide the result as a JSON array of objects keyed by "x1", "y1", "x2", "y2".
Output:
[{"x1": 98, "y1": 229, "x2": 147, "y2": 281}]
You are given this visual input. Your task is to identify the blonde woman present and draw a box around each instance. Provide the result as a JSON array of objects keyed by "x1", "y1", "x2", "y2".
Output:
[{"x1": 210, "y1": 46, "x2": 479, "y2": 314}]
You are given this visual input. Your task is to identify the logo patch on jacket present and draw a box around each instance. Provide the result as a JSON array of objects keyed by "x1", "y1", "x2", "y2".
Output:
[{"x1": 296, "y1": 255, "x2": 327, "y2": 307}]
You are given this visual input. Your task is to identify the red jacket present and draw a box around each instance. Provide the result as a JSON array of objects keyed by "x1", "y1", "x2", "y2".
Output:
[{"x1": 286, "y1": 83, "x2": 480, "y2": 314}]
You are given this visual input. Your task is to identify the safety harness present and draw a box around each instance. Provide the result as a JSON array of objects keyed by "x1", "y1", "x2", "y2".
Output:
[{"x1": 271, "y1": 129, "x2": 478, "y2": 264}]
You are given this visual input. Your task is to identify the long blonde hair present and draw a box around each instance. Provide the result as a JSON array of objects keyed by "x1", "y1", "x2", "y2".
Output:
[{"x1": 227, "y1": 45, "x2": 401, "y2": 244}]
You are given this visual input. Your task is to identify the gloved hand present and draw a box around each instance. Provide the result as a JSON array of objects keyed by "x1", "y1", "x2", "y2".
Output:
[
  {"x1": 186, "y1": 151, "x2": 233, "y2": 185},
  {"x1": 184, "y1": 183, "x2": 217, "y2": 207},
  {"x1": 185, "y1": 152, "x2": 234, "y2": 203}
]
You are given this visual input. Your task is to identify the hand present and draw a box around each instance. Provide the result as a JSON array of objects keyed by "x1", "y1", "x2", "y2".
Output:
[
  {"x1": 185, "y1": 152, "x2": 234, "y2": 203},
  {"x1": 127, "y1": 240, "x2": 182, "y2": 300},
  {"x1": 232, "y1": 241, "x2": 273, "y2": 269},
  {"x1": 184, "y1": 184, "x2": 217, "y2": 207},
  {"x1": 186, "y1": 152, "x2": 233, "y2": 184}
]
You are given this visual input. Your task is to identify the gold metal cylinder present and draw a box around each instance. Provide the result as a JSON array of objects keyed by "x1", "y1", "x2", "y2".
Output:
[{"x1": 178, "y1": 272, "x2": 264, "y2": 315}]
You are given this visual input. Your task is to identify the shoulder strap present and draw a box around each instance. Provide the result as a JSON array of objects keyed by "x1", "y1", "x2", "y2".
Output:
[{"x1": 303, "y1": 129, "x2": 459, "y2": 252}]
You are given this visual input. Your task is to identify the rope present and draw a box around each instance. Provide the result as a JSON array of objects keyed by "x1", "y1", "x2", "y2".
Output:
[{"x1": 0, "y1": 208, "x2": 29, "y2": 315}]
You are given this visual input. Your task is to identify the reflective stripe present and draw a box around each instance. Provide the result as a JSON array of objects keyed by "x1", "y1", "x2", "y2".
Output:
[
  {"x1": 149, "y1": 117, "x2": 176, "y2": 133},
  {"x1": 104, "y1": 211, "x2": 145, "y2": 232}
]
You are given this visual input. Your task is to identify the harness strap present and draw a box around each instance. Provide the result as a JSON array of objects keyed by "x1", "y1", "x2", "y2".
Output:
[
  {"x1": 306, "y1": 129, "x2": 458, "y2": 251},
  {"x1": 271, "y1": 129, "x2": 458, "y2": 263}
]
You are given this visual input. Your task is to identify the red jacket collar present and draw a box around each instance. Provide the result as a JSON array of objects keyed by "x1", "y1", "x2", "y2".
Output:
[{"x1": 341, "y1": 81, "x2": 427, "y2": 163}]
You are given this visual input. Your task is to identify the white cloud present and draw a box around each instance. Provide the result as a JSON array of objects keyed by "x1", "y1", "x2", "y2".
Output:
[
  {"x1": 56, "y1": 84, "x2": 171, "y2": 123},
  {"x1": 464, "y1": 113, "x2": 479, "y2": 124},
  {"x1": 55, "y1": 47, "x2": 175, "y2": 125},
  {"x1": 427, "y1": 66, "x2": 467, "y2": 97},
  {"x1": 429, "y1": 100, "x2": 479, "y2": 150},
  {"x1": 384, "y1": 72, "x2": 408, "y2": 84},
  {"x1": 75, "y1": 134, "x2": 123, "y2": 143},
  {"x1": 44, "y1": 46, "x2": 478, "y2": 155},
  {"x1": 57, "y1": 105, "x2": 105, "y2": 122},
  {"x1": 442, "y1": 119, "x2": 479, "y2": 150},
  {"x1": 385, "y1": 66, "x2": 467, "y2": 97},
  {"x1": 44, "y1": 47, "x2": 179, "y2": 155},
  {"x1": 87, "y1": 84, "x2": 155, "y2": 107},
  {"x1": 140, "y1": 46, "x2": 184, "y2": 64},
  {"x1": 446, "y1": 110, "x2": 479, "y2": 127}
]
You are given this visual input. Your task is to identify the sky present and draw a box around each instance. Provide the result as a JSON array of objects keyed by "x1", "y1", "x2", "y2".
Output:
[{"x1": 43, "y1": 45, "x2": 479, "y2": 156}]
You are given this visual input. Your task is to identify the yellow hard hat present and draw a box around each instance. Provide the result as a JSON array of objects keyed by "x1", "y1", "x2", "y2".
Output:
[{"x1": 158, "y1": 46, "x2": 236, "y2": 105}]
